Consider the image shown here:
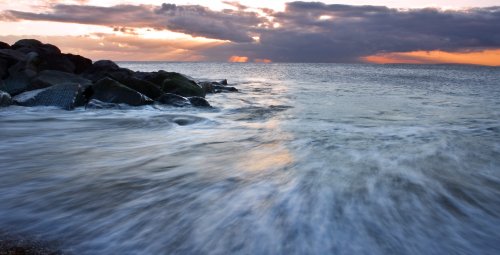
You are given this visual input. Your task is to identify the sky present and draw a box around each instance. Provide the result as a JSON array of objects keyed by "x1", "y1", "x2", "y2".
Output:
[{"x1": 0, "y1": 0, "x2": 499, "y2": 65}]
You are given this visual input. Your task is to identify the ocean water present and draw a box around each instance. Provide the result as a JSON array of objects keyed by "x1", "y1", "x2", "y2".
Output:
[{"x1": 0, "y1": 63, "x2": 499, "y2": 254}]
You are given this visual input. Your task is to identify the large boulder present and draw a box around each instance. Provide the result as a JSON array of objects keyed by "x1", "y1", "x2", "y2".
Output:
[
  {"x1": 188, "y1": 96, "x2": 211, "y2": 107},
  {"x1": 11, "y1": 39, "x2": 75, "y2": 73},
  {"x1": 13, "y1": 83, "x2": 88, "y2": 110},
  {"x1": 0, "y1": 41, "x2": 10, "y2": 49},
  {"x1": 90, "y1": 77, "x2": 152, "y2": 106},
  {"x1": 11, "y1": 39, "x2": 61, "y2": 55},
  {"x1": 108, "y1": 73, "x2": 163, "y2": 100},
  {"x1": 162, "y1": 72, "x2": 205, "y2": 98},
  {"x1": 64, "y1": 54, "x2": 92, "y2": 74},
  {"x1": 0, "y1": 49, "x2": 27, "y2": 63},
  {"x1": 1, "y1": 52, "x2": 39, "y2": 95},
  {"x1": 133, "y1": 70, "x2": 170, "y2": 87},
  {"x1": 0, "y1": 90, "x2": 12, "y2": 107},
  {"x1": 30, "y1": 70, "x2": 92, "y2": 90},
  {"x1": 82, "y1": 60, "x2": 132, "y2": 82},
  {"x1": 157, "y1": 93, "x2": 190, "y2": 107}
]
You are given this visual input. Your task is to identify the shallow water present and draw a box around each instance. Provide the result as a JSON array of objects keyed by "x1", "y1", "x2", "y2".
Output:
[{"x1": 1, "y1": 63, "x2": 499, "y2": 254}]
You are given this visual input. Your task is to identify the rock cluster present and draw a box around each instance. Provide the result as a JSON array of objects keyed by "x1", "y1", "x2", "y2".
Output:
[{"x1": 0, "y1": 39, "x2": 237, "y2": 110}]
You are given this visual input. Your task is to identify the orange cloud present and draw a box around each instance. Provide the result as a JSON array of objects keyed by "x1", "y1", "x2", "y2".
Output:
[
  {"x1": 228, "y1": 55, "x2": 249, "y2": 62},
  {"x1": 254, "y1": 58, "x2": 272, "y2": 63},
  {"x1": 363, "y1": 49, "x2": 500, "y2": 66}
]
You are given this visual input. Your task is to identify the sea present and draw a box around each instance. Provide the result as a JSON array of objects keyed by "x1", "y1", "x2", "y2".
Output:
[{"x1": 0, "y1": 63, "x2": 499, "y2": 254}]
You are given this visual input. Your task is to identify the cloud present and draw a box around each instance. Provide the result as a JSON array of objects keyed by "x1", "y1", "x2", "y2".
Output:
[
  {"x1": 2, "y1": 1, "x2": 500, "y2": 62},
  {"x1": 3, "y1": 3, "x2": 266, "y2": 43}
]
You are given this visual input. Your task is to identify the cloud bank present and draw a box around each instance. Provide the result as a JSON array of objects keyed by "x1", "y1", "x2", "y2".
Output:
[{"x1": 2, "y1": 1, "x2": 500, "y2": 63}]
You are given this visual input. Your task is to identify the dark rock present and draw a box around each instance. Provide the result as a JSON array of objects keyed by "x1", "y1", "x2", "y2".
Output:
[
  {"x1": 0, "y1": 90, "x2": 12, "y2": 107},
  {"x1": 2, "y1": 52, "x2": 39, "y2": 95},
  {"x1": 11, "y1": 39, "x2": 75, "y2": 73},
  {"x1": 11, "y1": 39, "x2": 61, "y2": 55},
  {"x1": 108, "y1": 73, "x2": 163, "y2": 100},
  {"x1": 30, "y1": 70, "x2": 92, "y2": 90},
  {"x1": 188, "y1": 96, "x2": 211, "y2": 107},
  {"x1": 83, "y1": 60, "x2": 132, "y2": 82},
  {"x1": 162, "y1": 72, "x2": 205, "y2": 98},
  {"x1": 90, "y1": 77, "x2": 153, "y2": 106},
  {"x1": 39, "y1": 54, "x2": 75, "y2": 73},
  {"x1": 64, "y1": 53, "x2": 92, "y2": 74},
  {"x1": 157, "y1": 93, "x2": 190, "y2": 107},
  {"x1": 0, "y1": 41, "x2": 10, "y2": 49},
  {"x1": 133, "y1": 70, "x2": 170, "y2": 87},
  {"x1": 220, "y1": 79, "x2": 228, "y2": 85},
  {"x1": 85, "y1": 99, "x2": 122, "y2": 109},
  {"x1": 0, "y1": 49, "x2": 27, "y2": 63},
  {"x1": 13, "y1": 83, "x2": 88, "y2": 110},
  {"x1": 0, "y1": 58, "x2": 8, "y2": 79},
  {"x1": 200, "y1": 81, "x2": 237, "y2": 93}
]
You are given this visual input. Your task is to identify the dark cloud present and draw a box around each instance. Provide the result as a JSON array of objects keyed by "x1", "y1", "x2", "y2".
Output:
[
  {"x1": 3, "y1": 3, "x2": 266, "y2": 43},
  {"x1": 3, "y1": 1, "x2": 500, "y2": 62}
]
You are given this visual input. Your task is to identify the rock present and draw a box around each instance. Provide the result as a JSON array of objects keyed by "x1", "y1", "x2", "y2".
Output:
[
  {"x1": 13, "y1": 83, "x2": 88, "y2": 110},
  {"x1": 0, "y1": 41, "x2": 10, "y2": 49},
  {"x1": 108, "y1": 74, "x2": 163, "y2": 100},
  {"x1": 30, "y1": 70, "x2": 92, "y2": 90},
  {"x1": 11, "y1": 39, "x2": 61, "y2": 55},
  {"x1": 0, "y1": 49, "x2": 27, "y2": 63},
  {"x1": 64, "y1": 53, "x2": 92, "y2": 74},
  {"x1": 0, "y1": 58, "x2": 8, "y2": 79},
  {"x1": 1, "y1": 53, "x2": 39, "y2": 96},
  {"x1": 162, "y1": 72, "x2": 205, "y2": 98},
  {"x1": 133, "y1": 70, "x2": 170, "y2": 87},
  {"x1": 85, "y1": 99, "x2": 121, "y2": 109},
  {"x1": 11, "y1": 39, "x2": 75, "y2": 73},
  {"x1": 0, "y1": 90, "x2": 12, "y2": 107},
  {"x1": 220, "y1": 79, "x2": 228, "y2": 85},
  {"x1": 157, "y1": 93, "x2": 190, "y2": 107},
  {"x1": 90, "y1": 77, "x2": 153, "y2": 106},
  {"x1": 200, "y1": 81, "x2": 237, "y2": 93},
  {"x1": 82, "y1": 60, "x2": 132, "y2": 82},
  {"x1": 188, "y1": 96, "x2": 211, "y2": 107}
]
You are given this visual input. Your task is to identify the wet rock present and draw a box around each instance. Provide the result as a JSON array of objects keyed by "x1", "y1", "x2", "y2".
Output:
[
  {"x1": 39, "y1": 54, "x2": 75, "y2": 73},
  {"x1": 90, "y1": 77, "x2": 153, "y2": 106},
  {"x1": 0, "y1": 90, "x2": 12, "y2": 107},
  {"x1": 162, "y1": 72, "x2": 205, "y2": 98},
  {"x1": 0, "y1": 41, "x2": 10, "y2": 49},
  {"x1": 83, "y1": 60, "x2": 133, "y2": 82},
  {"x1": 64, "y1": 53, "x2": 92, "y2": 74},
  {"x1": 220, "y1": 79, "x2": 228, "y2": 85},
  {"x1": 13, "y1": 83, "x2": 88, "y2": 110},
  {"x1": 109, "y1": 73, "x2": 163, "y2": 100},
  {"x1": 200, "y1": 81, "x2": 237, "y2": 93},
  {"x1": 157, "y1": 93, "x2": 190, "y2": 107},
  {"x1": 188, "y1": 96, "x2": 211, "y2": 107},
  {"x1": 85, "y1": 99, "x2": 121, "y2": 109},
  {"x1": 30, "y1": 70, "x2": 92, "y2": 90}
]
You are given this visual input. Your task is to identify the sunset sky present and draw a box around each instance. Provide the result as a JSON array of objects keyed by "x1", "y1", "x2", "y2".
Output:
[{"x1": 1, "y1": 0, "x2": 499, "y2": 65}]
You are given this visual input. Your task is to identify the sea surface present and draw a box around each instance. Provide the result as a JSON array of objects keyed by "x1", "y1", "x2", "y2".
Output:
[{"x1": 0, "y1": 63, "x2": 499, "y2": 254}]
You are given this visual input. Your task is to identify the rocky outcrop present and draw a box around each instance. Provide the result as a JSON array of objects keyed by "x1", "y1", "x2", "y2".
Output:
[
  {"x1": 0, "y1": 38, "x2": 236, "y2": 110},
  {"x1": 90, "y1": 77, "x2": 153, "y2": 106}
]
